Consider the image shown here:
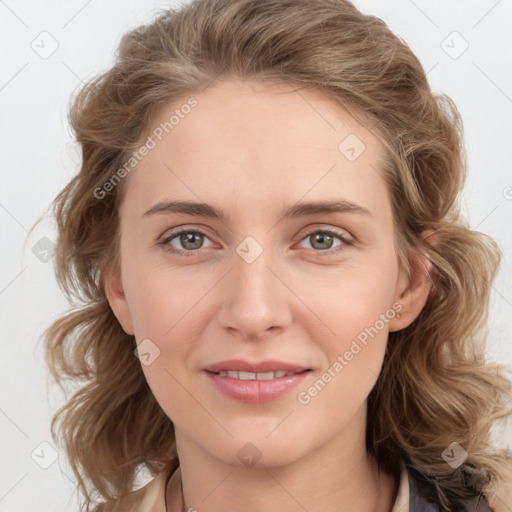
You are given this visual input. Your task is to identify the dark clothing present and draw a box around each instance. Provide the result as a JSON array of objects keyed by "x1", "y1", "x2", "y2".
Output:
[{"x1": 408, "y1": 466, "x2": 494, "y2": 512}]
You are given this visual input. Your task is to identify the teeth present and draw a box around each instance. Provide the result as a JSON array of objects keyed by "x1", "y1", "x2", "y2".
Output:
[{"x1": 217, "y1": 370, "x2": 298, "y2": 380}]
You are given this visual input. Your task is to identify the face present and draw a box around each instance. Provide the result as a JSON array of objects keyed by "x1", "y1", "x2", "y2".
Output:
[{"x1": 106, "y1": 77, "x2": 430, "y2": 469}]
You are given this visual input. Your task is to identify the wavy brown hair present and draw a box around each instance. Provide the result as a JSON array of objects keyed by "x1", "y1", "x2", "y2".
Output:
[{"x1": 39, "y1": 0, "x2": 512, "y2": 510}]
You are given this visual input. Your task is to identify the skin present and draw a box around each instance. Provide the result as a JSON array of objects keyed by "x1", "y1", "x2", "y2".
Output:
[{"x1": 105, "y1": 77, "x2": 433, "y2": 511}]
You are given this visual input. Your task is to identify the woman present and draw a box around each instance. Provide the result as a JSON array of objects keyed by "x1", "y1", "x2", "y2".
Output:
[{"x1": 43, "y1": 0, "x2": 512, "y2": 510}]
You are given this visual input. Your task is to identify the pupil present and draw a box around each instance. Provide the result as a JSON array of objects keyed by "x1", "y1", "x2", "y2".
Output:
[
  {"x1": 314, "y1": 233, "x2": 332, "y2": 250},
  {"x1": 182, "y1": 233, "x2": 202, "y2": 249}
]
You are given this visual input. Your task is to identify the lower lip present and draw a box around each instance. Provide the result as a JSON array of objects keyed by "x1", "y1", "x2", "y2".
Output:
[{"x1": 204, "y1": 370, "x2": 311, "y2": 403}]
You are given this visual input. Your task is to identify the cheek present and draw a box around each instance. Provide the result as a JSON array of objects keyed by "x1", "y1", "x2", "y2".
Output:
[
  {"x1": 328, "y1": 280, "x2": 397, "y2": 345},
  {"x1": 296, "y1": 282, "x2": 396, "y2": 417},
  {"x1": 305, "y1": 259, "x2": 399, "y2": 383},
  {"x1": 125, "y1": 263, "x2": 207, "y2": 340},
  {"x1": 306, "y1": 256, "x2": 399, "y2": 342},
  {"x1": 124, "y1": 267, "x2": 211, "y2": 399},
  {"x1": 128, "y1": 272, "x2": 199, "y2": 420}
]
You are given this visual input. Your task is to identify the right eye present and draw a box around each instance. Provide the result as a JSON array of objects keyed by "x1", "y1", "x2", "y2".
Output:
[{"x1": 159, "y1": 228, "x2": 215, "y2": 256}]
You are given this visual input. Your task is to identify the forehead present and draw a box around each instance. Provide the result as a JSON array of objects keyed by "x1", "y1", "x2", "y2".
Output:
[{"x1": 120, "y1": 77, "x2": 391, "y2": 222}]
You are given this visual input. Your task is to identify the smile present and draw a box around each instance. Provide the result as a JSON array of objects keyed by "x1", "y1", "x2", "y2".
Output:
[
  {"x1": 213, "y1": 370, "x2": 302, "y2": 380},
  {"x1": 204, "y1": 369, "x2": 312, "y2": 402}
]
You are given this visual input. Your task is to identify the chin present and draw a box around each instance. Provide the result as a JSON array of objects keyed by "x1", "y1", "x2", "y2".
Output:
[{"x1": 208, "y1": 431, "x2": 314, "y2": 470}]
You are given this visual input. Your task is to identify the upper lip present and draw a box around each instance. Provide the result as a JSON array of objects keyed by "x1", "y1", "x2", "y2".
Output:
[{"x1": 204, "y1": 359, "x2": 310, "y2": 373}]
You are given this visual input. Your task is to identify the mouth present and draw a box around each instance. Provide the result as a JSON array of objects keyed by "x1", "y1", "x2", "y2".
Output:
[
  {"x1": 204, "y1": 368, "x2": 313, "y2": 403},
  {"x1": 205, "y1": 369, "x2": 312, "y2": 380}
]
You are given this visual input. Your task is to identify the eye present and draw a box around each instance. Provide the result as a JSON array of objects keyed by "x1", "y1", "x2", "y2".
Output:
[
  {"x1": 158, "y1": 226, "x2": 353, "y2": 258},
  {"x1": 296, "y1": 227, "x2": 352, "y2": 254},
  {"x1": 159, "y1": 228, "x2": 215, "y2": 257}
]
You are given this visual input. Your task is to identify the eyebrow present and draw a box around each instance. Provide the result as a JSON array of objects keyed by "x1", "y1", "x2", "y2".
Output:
[{"x1": 142, "y1": 199, "x2": 371, "y2": 221}]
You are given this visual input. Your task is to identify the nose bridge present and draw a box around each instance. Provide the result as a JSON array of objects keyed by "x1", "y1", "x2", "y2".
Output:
[
  {"x1": 217, "y1": 234, "x2": 291, "y2": 339},
  {"x1": 236, "y1": 239, "x2": 273, "y2": 300}
]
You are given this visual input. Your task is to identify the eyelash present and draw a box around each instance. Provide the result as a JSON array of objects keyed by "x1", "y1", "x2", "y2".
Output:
[{"x1": 158, "y1": 226, "x2": 353, "y2": 258}]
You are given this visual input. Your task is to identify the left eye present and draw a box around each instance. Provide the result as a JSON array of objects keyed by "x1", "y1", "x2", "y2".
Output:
[
  {"x1": 159, "y1": 227, "x2": 352, "y2": 256},
  {"x1": 297, "y1": 228, "x2": 350, "y2": 252}
]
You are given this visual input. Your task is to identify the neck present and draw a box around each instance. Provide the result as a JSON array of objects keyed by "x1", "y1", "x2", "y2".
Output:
[
  {"x1": 166, "y1": 457, "x2": 397, "y2": 512},
  {"x1": 165, "y1": 407, "x2": 399, "y2": 512}
]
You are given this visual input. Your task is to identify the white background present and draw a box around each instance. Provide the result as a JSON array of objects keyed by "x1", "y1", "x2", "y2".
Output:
[{"x1": 1, "y1": 1, "x2": 511, "y2": 510}]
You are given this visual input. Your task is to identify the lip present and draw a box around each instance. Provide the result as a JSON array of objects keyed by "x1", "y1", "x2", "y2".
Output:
[
  {"x1": 204, "y1": 369, "x2": 312, "y2": 403},
  {"x1": 204, "y1": 359, "x2": 310, "y2": 373}
]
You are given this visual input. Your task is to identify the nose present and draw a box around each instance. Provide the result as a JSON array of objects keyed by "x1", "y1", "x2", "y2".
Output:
[{"x1": 216, "y1": 242, "x2": 293, "y2": 341}]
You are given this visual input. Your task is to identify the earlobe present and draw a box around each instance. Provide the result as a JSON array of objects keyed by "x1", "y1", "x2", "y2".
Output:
[
  {"x1": 103, "y1": 268, "x2": 135, "y2": 336},
  {"x1": 388, "y1": 243, "x2": 436, "y2": 333}
]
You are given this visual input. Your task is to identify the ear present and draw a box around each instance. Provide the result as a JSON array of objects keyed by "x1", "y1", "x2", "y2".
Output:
[
  {"x1": 103, "y1": 266, "x2": 135, "y2": 336},
  {"x1": 388, "y1": 231, "x2": 437, "y2": 332}
]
